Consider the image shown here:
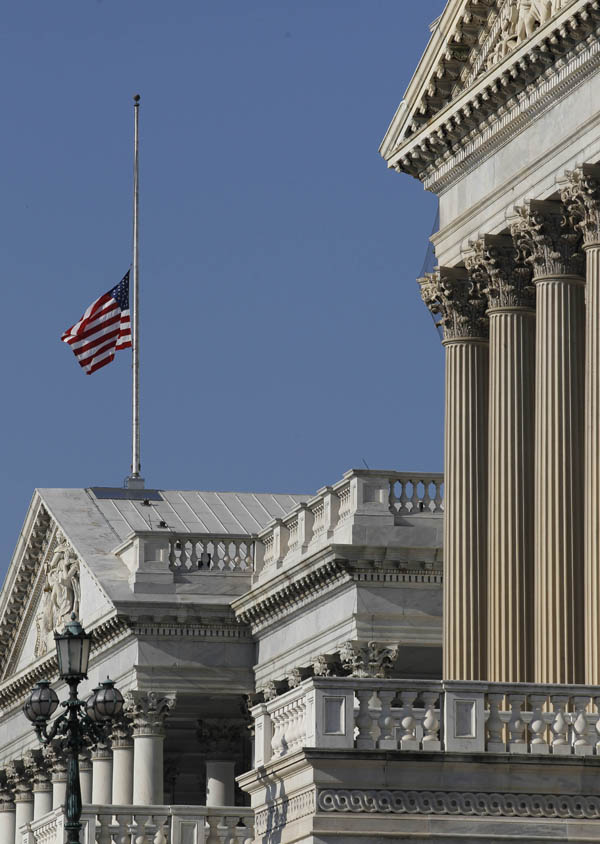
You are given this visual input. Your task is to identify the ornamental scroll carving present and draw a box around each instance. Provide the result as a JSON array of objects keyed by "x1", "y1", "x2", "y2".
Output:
[
  {"x1": 465, "y1": 236, "x2": 534, "y2": 310},
  {"x1": 317, "y1": 788, "x2": 600, "y2": 819},
  {"x1": 561, "y1": 165, "x2": 600, "y2": 247},
  {"x1": 510, "y1": 200, "x2": 584, "y2": 278},
  {"x1": 419, "y1": 269, "x2": 488, "y2": 341},
  {"x1": 34, "y1": 533, "x2": 80, "y2": 658},
  {"x1": 339, "y1": 640, "x2": 399, "y2": 679}
]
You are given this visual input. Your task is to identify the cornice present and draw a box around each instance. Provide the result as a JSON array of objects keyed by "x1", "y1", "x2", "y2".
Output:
[
  {"x1": 233, "y1": 545, "x2": 443, "y2": 633},
  {"x1": 387, "y1": 1, "x2": 600, "y2": 192}
]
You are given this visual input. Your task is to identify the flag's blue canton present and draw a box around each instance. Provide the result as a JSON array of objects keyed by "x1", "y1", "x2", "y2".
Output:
[{"x1": 110, "y1": 271, "x2": 130, "y2": 310}]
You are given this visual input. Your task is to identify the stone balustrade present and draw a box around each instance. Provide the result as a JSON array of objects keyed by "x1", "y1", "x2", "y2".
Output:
[
  {"x1": 254, "y1": 469, "x2": 444, "y2": 578},
  {"x1": 251, "y1": 677, "x2": 600, "y2": 766},
  {"x1": 167, "y1": 536, "x2": 254, "y2": 573},
  {"x1": 21, "y1": 804, "x2": 254, "y2": 844},
  {"x1": 387, "y1": 473, "x2": 444, "y2": 515}
]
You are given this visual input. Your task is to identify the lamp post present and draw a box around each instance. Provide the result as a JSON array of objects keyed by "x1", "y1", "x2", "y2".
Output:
[{"x1": 23, "y1": 615, "x2": 124, "y2": 844}]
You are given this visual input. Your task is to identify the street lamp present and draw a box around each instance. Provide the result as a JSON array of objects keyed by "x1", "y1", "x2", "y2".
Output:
[{"x1": 23, "y1": 615, "x2": 124, "y2": 844}]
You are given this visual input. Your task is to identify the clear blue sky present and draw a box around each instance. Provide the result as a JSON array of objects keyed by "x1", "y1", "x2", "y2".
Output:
[{"x1": 1, "y1": 0, "x2": 445, "y2": 571}]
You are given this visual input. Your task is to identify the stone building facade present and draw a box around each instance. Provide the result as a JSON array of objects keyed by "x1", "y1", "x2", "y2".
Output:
[{"x1": 4, "y1": 0, "x2": 600, "y2": 841}]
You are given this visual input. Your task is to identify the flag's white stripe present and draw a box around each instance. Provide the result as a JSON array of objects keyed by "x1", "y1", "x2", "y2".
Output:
[
  {"x1": 67, "y1": 294, "x2": 112, "y2": 336},
  {"x1": 69, "y1": 314, "x2": 122, "y2": 352}
]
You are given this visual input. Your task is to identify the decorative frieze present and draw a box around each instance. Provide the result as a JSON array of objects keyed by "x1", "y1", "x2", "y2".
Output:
[
  {"x1": 317, "y1": 788, "x2": 600, "y2": 819},
  {"x1": 510, "y1": 200, "x2": 585, "y2": 277},
  {"x1": 312, "y1": 654, "x2": 341, "y2": 678},
  {"x1": 466, "y1": 235, "x2": 534, "y2": 310},
  {"x1": 255, "y1": 788, "x2": 316, "y2": 835},
  {"x1": 419, "y1": 269, "x2": 489, "y2": 341},
  {"x1": 561, "y1": 164, "x2": 600, "y2": 247},
  {"x1": 339, "y1": 640, "x2": 399, "y2": 679}
]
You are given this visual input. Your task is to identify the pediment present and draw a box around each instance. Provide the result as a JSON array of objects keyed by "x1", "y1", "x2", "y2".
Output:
[
  {"x1": 0, "y1": 494, "x2": 115, "y2": 683},
  {"x1": 380, "y1": 0, "x2": 581, "y2": 163}
]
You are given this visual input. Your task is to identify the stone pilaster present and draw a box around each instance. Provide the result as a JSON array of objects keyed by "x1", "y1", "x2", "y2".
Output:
[
  {"x1": 23, "y1": 749, "x2": 52, "y2": 820},
  {"x1": 562, "y1": 165, "x2": 600, "y2": 684},
  {"x1": 511, "y1": 199, "x2": 585, "y2": 684},
  {"x1": 466, "y1": 236, "x2": 536, "y2": 683},
  {"x1": 7, "y1": 760, "x2": 33, "y2": 844},
  {"x1": 110, "y1": 716, "x2": 134, "y2": 805},
  {"x1": 125, "y1": 690, "x2": 176, "y2": 805},
  {"x1": 420, "y1": 269, "x2": 489, "y2": 681}
]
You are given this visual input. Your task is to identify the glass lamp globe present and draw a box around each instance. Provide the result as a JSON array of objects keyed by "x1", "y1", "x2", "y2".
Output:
[
  {"x1": 85, "y1": 687, "x2": 101, "y2": 722},
  {"x1": 54, "y1": 614, "x2": 92, "y2": 680},
  {"x1": 23, "y1": 681, "x2": 59, "y2": 722},
  {"x1": 93, "y1": 679, "x2": 125, "y2": 721}
]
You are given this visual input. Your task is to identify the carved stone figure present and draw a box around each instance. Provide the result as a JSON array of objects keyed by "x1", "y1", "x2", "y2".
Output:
[{"x1": 34, "y1": 534, "x2": 81, "y2": 657}]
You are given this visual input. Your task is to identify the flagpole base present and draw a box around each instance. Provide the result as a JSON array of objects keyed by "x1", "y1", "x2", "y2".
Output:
[{"x1": 126, "y1": 476, "x2": 145, "y2": 490}]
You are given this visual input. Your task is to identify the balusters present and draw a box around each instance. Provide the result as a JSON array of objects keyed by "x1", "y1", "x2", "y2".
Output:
[
  {"x1": 206, "y1": 815, "x2": 227, "y2": 843},
  {"x1": 529, "y1": 694, "x2": 550, "y2": 754},
  {"x1": 355, "y1": 689, "x2": 376, "y2": 749},
  {"x1": 112, "y1": 814, "x2": 133, "y2": 844},
  {"x1": 168, "y1": 540, "x2": 177, "y2": 571},
  {"x1": 377, "y1": 689, "x2": 397, "y2": 750},
  {"x1": 189, "y1": 540, "x2": 198, "y2": 568},
  {"x1": 507, "y1": 694, "x2": 527, "y2": 753},
  {"x1": 551, "y1": 694, "x2": 570, "y2": 754},
  {"x1": 573, "y1": 695, "x2": 593, "y2": 755},
  {"x1": 399, "y1": 689, "x2": 419, "y2": 750},
  {"x1": 486, "y1": 693, "x2": 505, "y2": 752},
  {"x1": 421, "y1": 691, "x2": 440, "y2": 750},
  {"x1": 95, "y1": 814, "x2": 113, "y2": 844}
]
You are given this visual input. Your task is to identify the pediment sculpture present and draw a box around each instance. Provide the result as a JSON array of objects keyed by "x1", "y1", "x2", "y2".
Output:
[
  {"x1": 487, "y1": 0, "x2": 566, "y2": 69},
  {"x1": 34, "y1": 533, "x2": 80, "y2": 657}
]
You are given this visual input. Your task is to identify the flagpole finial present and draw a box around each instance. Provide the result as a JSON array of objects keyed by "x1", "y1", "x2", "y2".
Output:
[{"x1": 133, "y1": 94, "x2": 140, "y2": 105}]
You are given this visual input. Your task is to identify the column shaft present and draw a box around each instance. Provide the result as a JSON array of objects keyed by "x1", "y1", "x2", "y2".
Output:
[
  {"x1": 32, "y1": 788, "x2": 52, "y2": 820},
  {"x1": 443, "y1": 339, "x2": 489, "y2": 680},
  {"x1": 205, "y1": 760, "x2": 235, "y2": 807},
  {"x1": 585, "y1": 245, "x2": 600, "y2": 682},
  {"x1": 534, "y1": 275, "x2": 585, "y2": 683},
  {"x1": 0, "y1": 808, "x2": 15, "y2": 844},
  {"x1": 132, "y1": 736, "x2": 164, "y2": 805},
  {"x1": 487, "y1": 308, "x2": 535, "y2": 681},
  {"x1": 14, "y1": 798, "x2": 33, "y2": 844},
  {"x1": 91, "y1": 751, "x2": 113, "y2": 805},
  {"x1": 112, "y1": 746, "x2": 134, "y2": 805}
]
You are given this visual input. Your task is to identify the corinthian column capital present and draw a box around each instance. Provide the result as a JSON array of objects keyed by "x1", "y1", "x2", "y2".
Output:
[
  {"x1": 465, "y1": 236, "x2": 534, "y2": 310},
  {"x1": 6, "y1": 761, "x2": 32, "y2": 803},
  {"x1": 125, "y1": 690, "x2": 176, "y2": 737},
  {"x1": 561, "y1": 164, "x2": 600, "y2": 248},
  {"x1": 510, "y1": 199, "x2": 584, "y2": 278},
  {"x1": 419, "y1": 268, "x2": 488, "y2": 341},
  {"x1": 23, "y1": 750, "x2": 51, "y2": 794}
]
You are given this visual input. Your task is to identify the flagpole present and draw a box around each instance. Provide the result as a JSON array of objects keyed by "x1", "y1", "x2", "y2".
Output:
[{"x1": 127, "y1": 94, "x2": 144, "y2": 489}]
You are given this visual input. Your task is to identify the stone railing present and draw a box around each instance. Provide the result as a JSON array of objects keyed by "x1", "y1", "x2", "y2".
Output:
[
  {"x1": 387, "y1": 472, "x2": 444, "y2": 515},
  {"x1": 254, "y1": 469, "x2": 444, "y2": 578},
  {"x1": 22, "y1": 804, "x2": 254, "y2": 844},
  {"x1": 251, "y1": 677, "x2": 600, "y2": 766},
  {"x1": 167, "y1": 535, "x2": 254, "y2": 572}
]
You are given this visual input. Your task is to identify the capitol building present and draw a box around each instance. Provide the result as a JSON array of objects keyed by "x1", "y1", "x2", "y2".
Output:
[{"x1": 5, "y1": 0, "x2": 600, "y2": 841}]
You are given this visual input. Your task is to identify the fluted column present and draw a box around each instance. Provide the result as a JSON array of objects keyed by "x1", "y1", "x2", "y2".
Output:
[
  {"x1": 126, "y1": 691, "x2": 176, "y2": 805},
  {"x1": 24, "y1": 750, "x2": 52, "y2": 820},
  {"x1": 91, "y1": 742, "x2": 113, "y2": 805},
  {"x1": 562, "y1": 165, "x2": 600, "y2": 684},
  {"x1": 0, "y1": 773, "x2": 16, "y2": 844},
  {"x1": 466, "y1": 236, "x2": 536, "y2": 682},
  {"x1": 7, "y1": 761, "x2": 33, "y2": 844},
  {"x1": 512, "y1": 199, "x2": 585, "y2": 684},
  {"x1": 420, "y1": 269, "x2": 489, "y2": 680},
  {"x1": 110, "y1": 718, "x2": 134, "y2": 805}
]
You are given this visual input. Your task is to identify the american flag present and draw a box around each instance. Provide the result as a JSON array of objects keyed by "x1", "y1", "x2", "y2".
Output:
[{"x1": 61, "y1": 272, "x2": 132, "y2": 374}]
